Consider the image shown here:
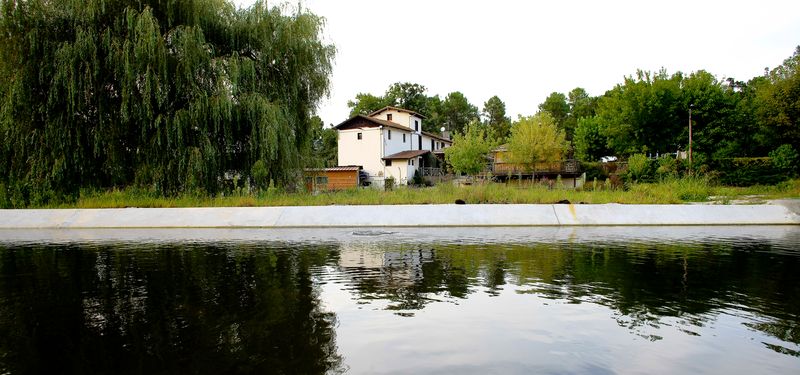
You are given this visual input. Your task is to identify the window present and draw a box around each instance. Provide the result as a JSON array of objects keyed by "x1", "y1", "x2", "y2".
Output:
[
  {"x1": 403, "y1": 133, "x2": 406, "y2": 143},
  {"x1": 387, "y1": 114, "x2": 392, "y2": 121},
  {"x1": 388, "y1": 129, "x2": 391, "y2": 140},
  {"x1": 385, "y1": 159, "x2": 392, "y2": 166},
  {"x1": 431, "y1": 139, "x2": 434, "y2": 150},
  {"x1": 408, "y1": 159, "x2": 414, "y2": 166},
  {"x1": 415, "y1": 120, "x2": 419, "y2": 131},
  {"x1": 357, "y1": 132, "x2": 362, "y2": 140},
  {"x1": 315, "y1": 176, "x2": 328, "y2": 185}
]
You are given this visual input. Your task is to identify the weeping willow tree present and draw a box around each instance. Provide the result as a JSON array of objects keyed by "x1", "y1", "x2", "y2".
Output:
[{"x1": 0, "y1": 0, "x2": 334, "y2": 205}]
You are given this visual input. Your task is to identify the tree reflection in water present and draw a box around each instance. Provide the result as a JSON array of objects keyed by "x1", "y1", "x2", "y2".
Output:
[
  {"x1": 333, "y1": 240, "x2": 800, "y2": 356},
  {"x1": 0, "y1": 243, "x2": 344, "y2": 374}
]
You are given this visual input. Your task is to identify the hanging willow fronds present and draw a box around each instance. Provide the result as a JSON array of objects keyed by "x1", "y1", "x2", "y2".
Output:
[{"x1": 0, "y1": 0, "x2": 335, "y2": 205}]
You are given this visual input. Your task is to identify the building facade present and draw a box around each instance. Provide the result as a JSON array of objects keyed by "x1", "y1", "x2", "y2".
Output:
[{"x1": 335, "y1": 106, "x2": 451, "y2": 186}]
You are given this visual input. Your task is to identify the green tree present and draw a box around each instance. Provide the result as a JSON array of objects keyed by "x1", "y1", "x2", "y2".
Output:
[
  {"x1": 507, "y1": 112, "x2": 567, "y2": 176},
  {"x1": 444, "y1": 122, "x2": 494, "y2": 176},
  {"x1": 595, "y1": 69, "x2": 683, "y2": 156},
  {"x1": 482, "y1": 95, "x2": 511, "y2": 141},
  {"x1": 423, "y1": 94, "x2": 445, "y2": 133},
  {"x1": 538, "y1": 92, "x2": 570, "y2": 136},
  {"x1": 0, "y1": 0, "x2": 334, "y2": 204},
  {"x1": 385, "y1": 82, "x2": 429, "y2": 114},
  {"x1": 347, "y1": 93, "x2": 391, "y2": 117},
  {"x1": 563, "y1": 87, "x2": 597, "y2": 142},
  {"x1": 441, "y1": 91, "x2": 479, "y2": 135},
  {"x1": 753, "y1": 46, "x2": 800, "y2": 151},
  {"x1": 308, "y1": 116, "x2": 337, "y2": 168},
  {"x1": 574, "y1": 116, "x2": 610, "y2": 161}
]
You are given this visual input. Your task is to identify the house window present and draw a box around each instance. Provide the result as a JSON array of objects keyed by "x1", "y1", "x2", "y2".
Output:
[
  {"x1": 357, "y1": 132, "x2": 362, "y2": 140},
  {"x1": 387, "y1": 114, "x2": 392, "y2": 121},
  {"x1": 315, "y1": 176, "x2": 328, "y2": 185},
  {"x1": 408, "y1": 159, "x2": 414, "y2": 166},
  {"x1": 388, "y1": 130, "x2": 391, "y2": 140},
  {"x1": 385, "y1": 160, "x2": 392, "y2": 166},
  {"x1": 415, "y1": 120, "x2": 419, "y2": 131},
  {"x1": 403, "y1": 133, "x2": 406, "y2": 143},
  {"x1": 431, "y1": 139, "x2": 434, "y2": 150}
]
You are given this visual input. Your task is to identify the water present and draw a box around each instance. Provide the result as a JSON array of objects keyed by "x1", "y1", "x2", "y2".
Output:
[{"x1": 0, "y1": 227, "x2": 799, "y2": 374}]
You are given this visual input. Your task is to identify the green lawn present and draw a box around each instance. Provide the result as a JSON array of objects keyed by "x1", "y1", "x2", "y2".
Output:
[{"x1": 37, "y1": 177, "x2": 800, "y2": 209}]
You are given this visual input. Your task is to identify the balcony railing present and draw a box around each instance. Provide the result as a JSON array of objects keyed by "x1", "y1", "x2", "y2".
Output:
[{"x1": 490, "y1": 159, "x2": 580, "y2": 175}]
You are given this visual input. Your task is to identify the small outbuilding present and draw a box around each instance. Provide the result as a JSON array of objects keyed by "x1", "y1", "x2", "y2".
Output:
[{"x1": 304, "y1": 166, "x2": 363, "y2": 191}]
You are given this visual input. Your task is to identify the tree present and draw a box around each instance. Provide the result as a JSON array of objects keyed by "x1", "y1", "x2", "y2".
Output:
[
  {"x1": 753, "y1": 46, "x2": 800, "y2": 151},
  {"x1": 507, "y1": 112, "x2": 567, "y2": 176},
  {"x1": 441, "y1": 91, "x2": 479, "y2": 135},
  {"x1": 563, "y1": 88, "x2": 597, "y2": 142},
  {"x1": 574, "y1": 116, "x2": 610, "y2": 162},
  {"x1": 0, "y1": 0, "x2": 334, "y2": 204},
  {"x1": 308, "y1": 116, "x2": 337, "y2": 168},
  {"x1": 384, "y1": 82, "x2": 429, "y2": 115},
  {"x1": 444, "y1": 122, "x2": 494, "y2": 176},
  {"x1": 347, "y1": 93, "x2": 390, "y2": 117},
  {"x1": 595, "y1": 69, "x2": 683, "y2": 156},
  {"x1": 538, "y1": 92, "x2": 570, "y2": 135},
  {"x1": 482, "y1": 95, "x2": 511, "y2": 141}
]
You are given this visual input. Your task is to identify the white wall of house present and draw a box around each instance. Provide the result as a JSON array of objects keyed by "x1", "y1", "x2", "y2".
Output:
[
  {"x1": 375, "y1": 108, "x2": 422, "y2": 132},
  {"x1": 383, "y1": 127, "x2": 413, "y2": 156},
  {"x1": 384, "y1": 157, "x2": 419, "y2": 185},
  {"x1": 338, "y1": 128, "x2": 383, "y2": 178}
]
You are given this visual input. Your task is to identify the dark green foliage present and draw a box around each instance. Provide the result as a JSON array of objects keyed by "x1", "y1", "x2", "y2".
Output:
[
  {"x1": 574, "y1": 116, "x2": 610, "y2": 162},
  {"x1": 482, "y1": 95, "x2": 511, "y2": 141},
  {"x1": 713, "y1": 158, "x2": 788, "y2": 186},
  {"x1": 580, "y1": 162, "x2": 609, "y2": 181},
  {"x1": 768, "y1": 144, "x2": 799, "y2": 176},
  {"x1": 0, "y1": 0, "x2": 334, "y2": 205},
  {"x1": 624, "y1": 153, "x2": 655, "y2": 183}
]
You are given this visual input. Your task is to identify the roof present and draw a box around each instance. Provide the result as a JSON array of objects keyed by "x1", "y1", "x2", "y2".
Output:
[
  {"x1": 304, "y1": 166, "x2": 361, "y2": 172},
  {"x1": 333, "y1": 114, "x2": 413, "y2": 132},
  {"x1": 421, "y1": 130, "x2": 452, "y2": 143},
  {"x1": 368, "y1": 106, "x2": 426, "y2": 119},
  {"x1": 382, "y1": 150, "x2": 431, "y2": 160}
]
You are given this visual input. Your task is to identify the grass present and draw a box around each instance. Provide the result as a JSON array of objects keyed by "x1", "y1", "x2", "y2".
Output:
[{"x1": 36, "y1": 177, "x2": 800, "y2": 209}]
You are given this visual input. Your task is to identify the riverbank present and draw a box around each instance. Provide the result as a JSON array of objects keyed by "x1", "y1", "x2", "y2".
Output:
[
  {"x1": 1, "y1": 201, "x2": 798, "y2": 228},
  {"x1": 9, "y1": 178, "x2": 799, "y2": 209}
]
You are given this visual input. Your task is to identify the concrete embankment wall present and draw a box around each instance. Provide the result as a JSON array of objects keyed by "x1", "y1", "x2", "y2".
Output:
[{"x1": 0, "y1": 201, "x2": 798, "y2": 228}]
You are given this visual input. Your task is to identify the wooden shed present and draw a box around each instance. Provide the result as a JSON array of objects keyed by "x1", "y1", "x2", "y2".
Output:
[{"x1": 304, "y1": 166, "x2": 362, "y2": 191}]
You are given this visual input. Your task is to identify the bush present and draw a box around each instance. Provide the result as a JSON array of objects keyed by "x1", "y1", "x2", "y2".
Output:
[
  {"x1": 769, "y1": 144, "x2": 799, "y2": 176},
  {"x1": 713, "y1": 157, "x2": 787, "y2": 186},
  {"x1": 655, "y1": 156, "x2": 678, "y2": 178},
  {"x1": 581, "y1": 162, "x2": 609, "y2": 181},
  {"x1": 625, "y1": 154, "x2": 653, "y2": 183}
]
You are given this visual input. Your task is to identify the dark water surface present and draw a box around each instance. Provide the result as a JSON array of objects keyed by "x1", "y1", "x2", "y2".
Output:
[{"x1": 1, "y1": 227, "x2": 799, "y2": 374}]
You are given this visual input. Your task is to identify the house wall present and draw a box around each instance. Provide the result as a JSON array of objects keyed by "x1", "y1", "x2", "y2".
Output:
[
  {"x1": 383, "y1": 126, "x2": 413, "y2": 156},
  {"x1": 375, "y1": 109, "x2": 422, "y2": 132},
  {"x1": 338, "y1": 128, "x2": 382, "y2": 177},
  {"x1": 384, "y1": 158, "x2": 418, "y2": 185}
]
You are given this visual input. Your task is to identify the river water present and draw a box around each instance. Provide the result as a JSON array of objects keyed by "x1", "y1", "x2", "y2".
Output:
[{"x1": 0, "y1": 227, "x2": 798, "y2": 374}]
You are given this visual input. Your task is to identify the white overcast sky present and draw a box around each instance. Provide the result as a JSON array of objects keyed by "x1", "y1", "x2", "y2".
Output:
[{"x1": 233, "y1": 0, "x2": 800, "y2": 127}]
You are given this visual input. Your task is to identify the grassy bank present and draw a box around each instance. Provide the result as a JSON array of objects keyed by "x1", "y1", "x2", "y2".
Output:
[{"x1": 33, "y1": 178, "x2": 800, "y2": 209}]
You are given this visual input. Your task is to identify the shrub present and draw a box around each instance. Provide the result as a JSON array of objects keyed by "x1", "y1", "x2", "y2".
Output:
[
  {"x1": 713, "y1": 157, "x2": 786, "y2": 186},
  {"x1": 626, "y1": 154, "x2": 653, "y2": 183},
  {"x1": 769, "y1": 144, "x2": 799, "y2": 176}
]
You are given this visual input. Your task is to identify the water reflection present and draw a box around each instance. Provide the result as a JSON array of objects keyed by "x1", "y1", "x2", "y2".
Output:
[
  {"x1": 0, "y1": 227, "x2": 799, "y2": 374},
  {"x1": 0, "y1": 243, "x2": 343, "y2": 374}
]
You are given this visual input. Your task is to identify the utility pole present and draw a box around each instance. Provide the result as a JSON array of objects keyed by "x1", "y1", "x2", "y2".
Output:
[{"x1": 689, "y1": 104, "x2": 694, "y2": 171}]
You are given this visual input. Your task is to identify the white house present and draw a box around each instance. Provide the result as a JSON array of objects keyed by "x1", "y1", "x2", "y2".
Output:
[{"x1": 334, "y1": 106, "x2": 452, "y2": 186}]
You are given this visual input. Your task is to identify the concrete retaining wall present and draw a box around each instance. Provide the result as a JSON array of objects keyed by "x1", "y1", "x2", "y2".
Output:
[{"x1": 0, "y1": 201, "x2": 798, "y2": 228}]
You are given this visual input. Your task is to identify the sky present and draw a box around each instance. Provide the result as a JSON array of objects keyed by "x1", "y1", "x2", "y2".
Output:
[{"x1": 233, "y1": 0, "x2": 800, "y2": 127}]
